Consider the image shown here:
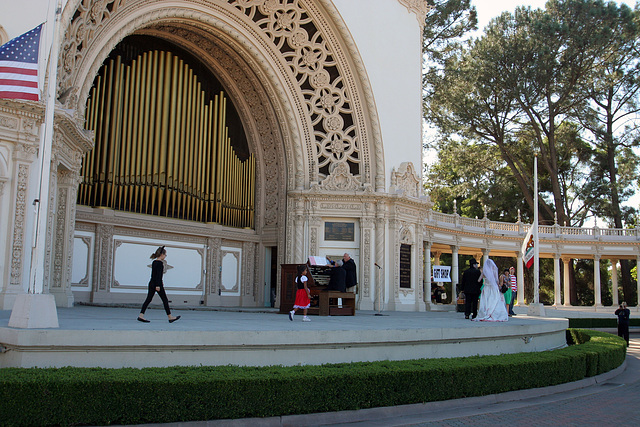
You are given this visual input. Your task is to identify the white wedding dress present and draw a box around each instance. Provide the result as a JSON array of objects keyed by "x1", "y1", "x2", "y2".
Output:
[{"x1": 474, "y1": 259, "x2": 508, "y2": 322}]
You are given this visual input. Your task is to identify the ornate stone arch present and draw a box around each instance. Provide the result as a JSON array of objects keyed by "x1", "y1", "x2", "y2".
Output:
[{"x1": 56, "y1": 0, "x2": 384, "y2": 195}]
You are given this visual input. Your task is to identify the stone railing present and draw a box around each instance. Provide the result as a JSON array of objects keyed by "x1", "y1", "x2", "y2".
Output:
[{"x1": 427, "y1": 210, "x2": 640, "y2": 242}]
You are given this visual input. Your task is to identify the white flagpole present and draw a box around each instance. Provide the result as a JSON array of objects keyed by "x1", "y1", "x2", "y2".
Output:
[
  {"x1": 533, "y1": 155, "x2": 539, "y2": 304},
  {"x1": 28, "y1": 0, "x2": 63, "y2": 294}
]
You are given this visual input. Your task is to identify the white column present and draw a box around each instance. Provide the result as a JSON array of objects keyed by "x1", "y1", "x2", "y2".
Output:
[
  {"x1": 562, "y1": 257, "x2": 571, "y2": 306},
  {"x1": 482, "y1": 249, "x2": 490, "y2": 265},
  {"x1": 516, "y1": 251, "x2": 524, "y2": 306},
  {"x1": 424, "y1": 242, "x2": 432, "y2": 305},
  {"x1": 553, "y1": 254, "x2": 561, "y2": 306},
  {"x1": 611, "y1": 259, "x2": 619, "y2": 307},
  {"x1": 594, "y1": 254, "x2": 602, "y2": 307},
  {"x1": 450, "y1": 245, "x2": 459, "y2": 305}
]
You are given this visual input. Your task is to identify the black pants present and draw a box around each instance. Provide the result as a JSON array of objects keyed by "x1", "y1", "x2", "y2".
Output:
[
  {"x1": 465, "y1": 293, "x2": 479, "y2": 317},
  {"x1": 140, "y1": 284, "x2": 171, "y2": 315},
  {"x1": 618, "y1": 324, "x2": 629, "y2": 345}
]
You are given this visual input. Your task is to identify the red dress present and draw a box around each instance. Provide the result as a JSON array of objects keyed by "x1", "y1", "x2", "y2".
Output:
[{"x1": 293, "y1": 276, "x2": 310, "y2": 309}]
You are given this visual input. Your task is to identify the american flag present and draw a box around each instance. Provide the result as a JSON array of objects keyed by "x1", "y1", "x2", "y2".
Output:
[{"x1": 0, "y1": 24, "x2": 43, "y2": 101}]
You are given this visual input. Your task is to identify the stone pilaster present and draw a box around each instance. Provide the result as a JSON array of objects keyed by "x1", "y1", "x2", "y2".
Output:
[
  {"x1": 48, "y1": 170, "x2": 80, "y2": 307},
  {"x1": 611, "y1": 259, "x2": 619, "y2": 307},
  {"x1": 553, "y1": 253, "x2": 561, "y2": 307},
  {"x1": 423, "y1": 240, "x2": 432, "y2": 309},
  {"x1": 516, "y1": 251, "x2": 524, "y2": 306},
  {"x1": 450, "y1": 245, "x2": 459, "y2": 305},
  {"x1": 594, "y1": 254, "x2": 602, "y2": 307},
  {"x1": 91, "y1": 223, "x2": 114, "y2": 302},
  {"x1": 374, "y1": 202, "x2": 387, "y2": 312},
  {"x1": 561, "y1": 257, "x2": 571, "y2": 306},
  {"x1": 359, "y1": 217, "x2": 375, "y2": 310}
]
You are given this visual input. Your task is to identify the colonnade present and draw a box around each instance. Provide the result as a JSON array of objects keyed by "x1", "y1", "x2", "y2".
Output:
[{"x1": 421, "y1": 212, "x2": 640, "y2": 310}]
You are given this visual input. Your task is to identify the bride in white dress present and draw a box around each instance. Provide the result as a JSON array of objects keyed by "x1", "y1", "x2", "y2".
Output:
[{"x1": 473, "y1": 258, "x2": 508, "y2": 322}]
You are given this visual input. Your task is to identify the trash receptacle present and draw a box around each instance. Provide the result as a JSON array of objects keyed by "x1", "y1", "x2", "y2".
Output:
[{"x1": 456, "y1": 292, "x2": 465, "y2": 312}]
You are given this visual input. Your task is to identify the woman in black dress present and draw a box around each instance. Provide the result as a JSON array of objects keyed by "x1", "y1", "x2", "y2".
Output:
[{"x1": 137, "y1": 246, "x2": 180, "y2": 323}]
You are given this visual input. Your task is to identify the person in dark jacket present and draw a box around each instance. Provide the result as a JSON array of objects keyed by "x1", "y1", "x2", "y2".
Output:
[
  {"x1": 461, "y1": 258, "x2": 482, "y2": 319},
  {"x1": 342, "y1": 253, "x2": 358, "y2": 290},
  {"x1": 137, "y1": 246, "x2": 180, "y2": 323},
  {"x1": 615, "y1": 302, "x2": 630, "y2": 345},
  {"x1": 327, "y1": 260, "x2": 347, "y2": 292}
]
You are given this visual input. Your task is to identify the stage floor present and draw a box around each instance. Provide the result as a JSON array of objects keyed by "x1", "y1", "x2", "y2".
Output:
[{"x1": 0, "y1": 306, "x2": 569, "y2": 368}]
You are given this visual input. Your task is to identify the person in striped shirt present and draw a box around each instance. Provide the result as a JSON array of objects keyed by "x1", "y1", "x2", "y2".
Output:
[{"x1": 508, "y1": 267, "x2": 517, "y2": 316}]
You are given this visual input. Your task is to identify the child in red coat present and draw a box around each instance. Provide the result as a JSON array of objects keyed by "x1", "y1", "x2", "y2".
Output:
[{"x1": 289, "y1": 264, "x2": 311, "y2": 322}]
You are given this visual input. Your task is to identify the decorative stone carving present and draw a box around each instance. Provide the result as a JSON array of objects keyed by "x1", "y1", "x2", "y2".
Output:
[
  {"x1": 0, "y1": 115, "x2": 18, "y2": 130},
  {"x1": 10, "y1": 164, "x2": 29, "y2": 285},
  {"x1": 397, "y1": 0, "x2": 434, "y2": 29},
  {"x1": 390, "y1": 162, "x2": 420, "y2": 198},
  {"x1": 321, "y1": 162, "x2": 360, "y2": 191}
]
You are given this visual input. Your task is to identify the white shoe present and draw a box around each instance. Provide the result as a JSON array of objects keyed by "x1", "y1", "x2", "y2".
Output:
[
  {"x1": 289, "y1": 310, "x2": 294, "y2": 321},
  {"x1": 302, "y1": 316, "x2": 311, "y2": 322}
]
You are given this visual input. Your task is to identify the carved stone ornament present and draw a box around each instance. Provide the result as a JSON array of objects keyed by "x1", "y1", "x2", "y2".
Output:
[
  {"x1": 390, "y1": 162, "x2": 420, "y2": 198},
  {"x1": 397, "y1": 0, "x2": 434, "y2": 29},
  {"x1": 321, "y1": 162, "x2": 360, "y2": 191}
]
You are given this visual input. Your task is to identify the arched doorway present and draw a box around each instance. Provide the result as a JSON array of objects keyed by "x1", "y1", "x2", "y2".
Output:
[{"x1": 55, "y1": 0, "x2": 382, "y2": 308}]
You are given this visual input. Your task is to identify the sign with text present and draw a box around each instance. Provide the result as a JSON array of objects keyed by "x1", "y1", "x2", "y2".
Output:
[
  {"x1": 324, "y1": 222, "x2": 355, "y2": 241},
  {"x1": 399, "y1": 244, "x2": 412, "y2": 288},
  {"x1": 432, "y1": 266, "x2": 451, "y2": 282}
]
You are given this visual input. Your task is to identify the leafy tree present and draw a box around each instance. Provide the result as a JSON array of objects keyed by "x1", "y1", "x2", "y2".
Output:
[
  {"x1": 423, "y1": 0, "x2": 477, "y2": 67},
  {"x1": 423, "y1": 0, "x2": 640, "y2": 305},
  {"x1": 572, "y1": 2, "x2": 640, "y2": 302}
]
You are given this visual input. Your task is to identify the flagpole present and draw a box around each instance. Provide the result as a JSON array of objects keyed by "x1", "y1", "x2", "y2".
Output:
[
  {"x1": 27, "y1": 0, "x2": 63, "y2": 295},
  {"x1": 533, "y1": 155, "x2": 539, "y2": 304}
]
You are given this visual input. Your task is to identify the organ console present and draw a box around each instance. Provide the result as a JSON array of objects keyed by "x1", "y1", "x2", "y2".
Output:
[{"x1": 279, "y1": 261, "x2": 355, "y2": 316}]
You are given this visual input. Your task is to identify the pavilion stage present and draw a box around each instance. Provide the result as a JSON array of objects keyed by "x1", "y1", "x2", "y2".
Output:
[{"x1": 0, "y1": 305, "x2": 568, "y2": 368}]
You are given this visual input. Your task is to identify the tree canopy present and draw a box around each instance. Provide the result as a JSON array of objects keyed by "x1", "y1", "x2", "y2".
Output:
[{"x1": 423, "y1": 0, "x2": 640, "y2": 303}]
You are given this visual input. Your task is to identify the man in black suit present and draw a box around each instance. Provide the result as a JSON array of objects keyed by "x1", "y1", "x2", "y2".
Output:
[
  {"x1": 461, "y1": 258, "x2": 482, "y2": 319},
  {"x1": 327, "y1": 260, "x2": 347, "y2": 292},
  {"x1": 342, "y1": 253, "x2": 357, "y2": 291}
]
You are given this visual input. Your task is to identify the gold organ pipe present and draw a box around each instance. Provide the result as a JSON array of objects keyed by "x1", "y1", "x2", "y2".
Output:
[
  {"x1": 165, "y1": 56, "x2": 179, "y2": 217},
  {"x1": 136, "y1": 52, "x2": 149, "y2": 213},
  {"x1": 214, "y1": 94, "x2": 223, "y2": 223},
  {"x1": 130, "y1": 56, "x2": 141, "y2": 211},
  {"x1": 159, "y1": 51, "x2": 169, "y2": 215},
  {"x1": 170, "y1": 60, "x2": 185, "y2": 218},
  {"x1": 113, "y1": 61, "x2": 127, "y2": 209},
  {"x1": 226, "y1": 133, "x2": 232, "y2": 226},
  {"x1": 192, "y1": 84, "x2": 203, "y2": 221},
  {"x1": 84, "y1": 82, "x2": 99, "y2": 204},
  {"x1": 97, "y1": 60, "x2": 114, "y2": 207},
  {"x1": 120, "y1": 61, "x2": 132, "y2": 211},
  {"x1": 209, "y1": 95, "x2": 219, "y2": 223},
  {"x1": 181, "y1": 69, "x2": 192, "y2": 219},
  {"x1": 177, "y1": 63, "x2": 188, "y2": 219},
  {"x1": 81, "y1": 50, "x2": 255, "y2": 228},
  {"x1": 201, "y1": 101, "x2": 212, "y2": 221},
  {"x1": 127, "y1": 58, "x2": 140, "y2": 211},
  {"x1": 191, "y1": 80, "x2": 202, "y2": 220},
  {"x1": 106, "y1": 57, "x2": 123, "y2": 208},
  {"x1": 148, "y1": 51, "x2": 160, "y2": 215}
]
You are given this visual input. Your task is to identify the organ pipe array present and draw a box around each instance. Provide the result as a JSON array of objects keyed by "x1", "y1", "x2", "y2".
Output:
[{"x1": 79, "y1": 50, "x2": 255, "y2": 228}]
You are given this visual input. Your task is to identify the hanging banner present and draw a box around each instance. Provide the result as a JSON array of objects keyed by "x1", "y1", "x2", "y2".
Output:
[{"x1": 432, "y1": 266, "x2": 451, "y2": 282}]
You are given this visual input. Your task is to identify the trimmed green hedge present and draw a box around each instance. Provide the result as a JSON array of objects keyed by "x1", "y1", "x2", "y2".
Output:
[
  {"x1": 568, "y1": 317, "x2": 640, "y2": 328},
  {"x1": 0, "y1": 329, "x2": 626, "y2": 426}
]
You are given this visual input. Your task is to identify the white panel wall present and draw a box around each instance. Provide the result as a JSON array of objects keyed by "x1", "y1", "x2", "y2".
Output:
[
  {"x1": 111, "y1": 236, "x2": 205, "y2": 296},
  {"x1": 332, "y1": 0, "x2": 424, "y2": 187}
]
